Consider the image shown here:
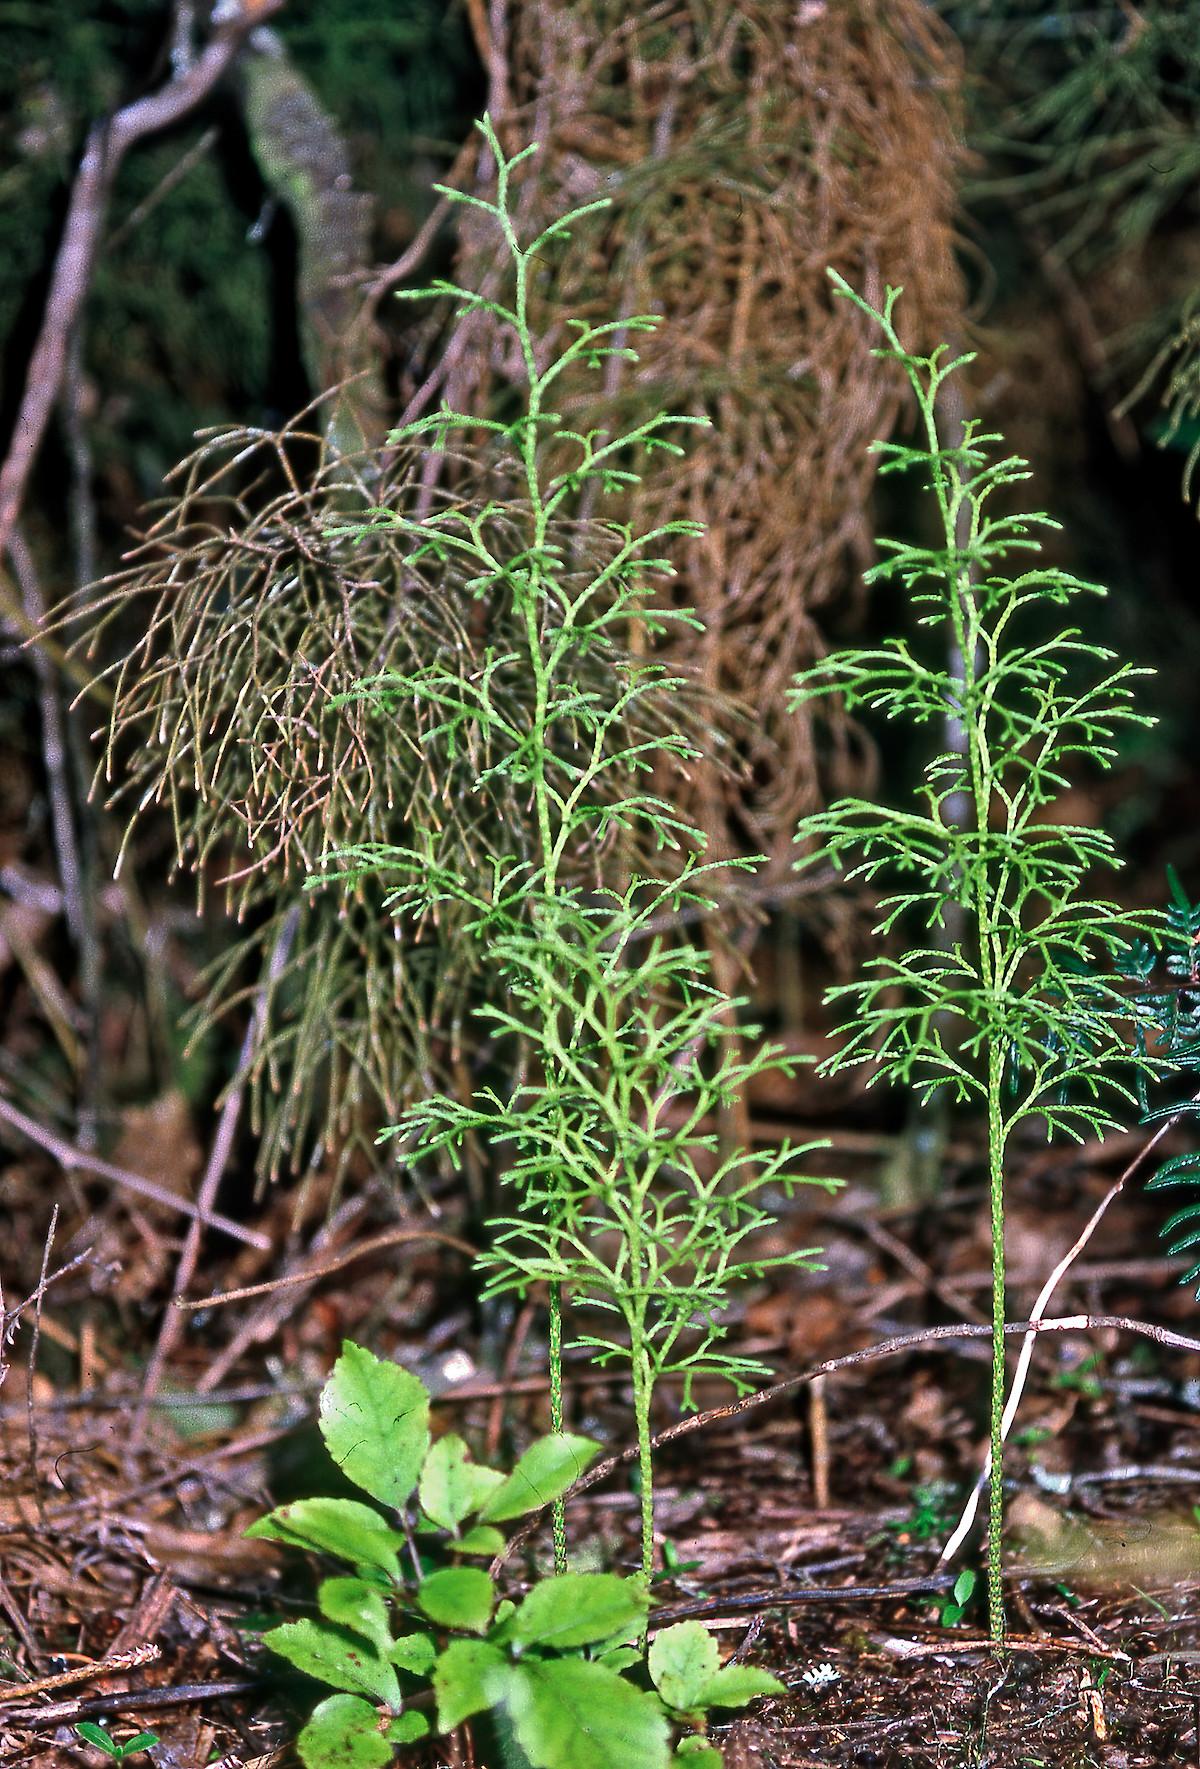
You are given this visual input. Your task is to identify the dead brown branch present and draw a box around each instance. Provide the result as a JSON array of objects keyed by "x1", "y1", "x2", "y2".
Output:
[
  {"x1": 492, "y1": 1314, "x2": 1200, "y2": 1575},
  {"x1": 0, "y1": 0, "x2": 286, "y2": 570},
  {"x1": 174, "y1": 1224, "x2": 478, "y2": 1311},
  {"x1": 0, "y1": 1643, "x2": 160, "y2": 1707},
  {"x1": 0, "y1": 1095, "x2": 270, "y2": 1251}
]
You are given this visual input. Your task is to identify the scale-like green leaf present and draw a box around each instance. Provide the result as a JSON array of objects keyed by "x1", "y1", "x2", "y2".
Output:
[
  {"x1": 246, "y1": 1498, "x2": 405, "y2": 1580},
  {"x1": 319, "y1": 1342, "x2": 430, "y2": 1508},
  {"x1": 262, "y1": 1619, "x2": 402, "y2": 1709},
  {"x1": 477, "y1": 1433, "x2": 600, "y2": 1522},
  {"x1": 296, "y1": 1694, "x2": 394, "y2": 1769}
]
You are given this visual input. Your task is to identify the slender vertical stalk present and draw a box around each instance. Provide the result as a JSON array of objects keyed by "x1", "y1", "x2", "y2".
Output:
[
  {"x1": 631, "y1": 1339, "x2": 656, "y2": 1628},
  {"x1": 359, "y1": 118, "x2": 830, "y2": 1612},
  {"x1": 985, "y1": 1042, "x2": 1007, "y2": 1644},
  {"x1": 547, "y1": 1281, "x2": 567, "y2": 1573},
  {"x1": 796, "y1": 279, "x2": 1158, "y2": 1649}
]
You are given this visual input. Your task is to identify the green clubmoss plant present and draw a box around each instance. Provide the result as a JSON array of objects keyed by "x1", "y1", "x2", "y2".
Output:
[
  {"x1": 792, "y1": 272, "x2": 1160, "y2": 1643},
  {"x1": 317, "y1": 116, "x2": 831, "y2": 1586}
]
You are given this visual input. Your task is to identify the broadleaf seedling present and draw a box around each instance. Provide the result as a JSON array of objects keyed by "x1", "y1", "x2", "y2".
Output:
[{"x1": 250, "y1": 1342, "x2": 783, "y2": 1768}]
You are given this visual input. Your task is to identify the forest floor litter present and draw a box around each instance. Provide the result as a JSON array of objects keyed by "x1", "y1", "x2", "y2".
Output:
[{"x1": 3, "y1": 1139, "x2": 1200, "y2": 1767}]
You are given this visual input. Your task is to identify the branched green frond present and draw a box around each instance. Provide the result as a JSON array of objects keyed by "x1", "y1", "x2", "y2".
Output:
[
  {"x1": 312, "y1": 118, "x2": 831, "y2": 1577},
  {"x1": 795, "y1": 275, "x2": 1168, "y2": 1641}
]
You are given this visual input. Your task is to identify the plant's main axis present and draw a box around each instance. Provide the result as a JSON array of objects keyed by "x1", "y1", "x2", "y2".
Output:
[{"x1": 794, "y1": 271, "x2": 1160, "y2": 1641}]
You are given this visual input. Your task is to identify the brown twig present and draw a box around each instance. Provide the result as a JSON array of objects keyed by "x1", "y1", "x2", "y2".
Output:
[
  {"x1": 25, "y1": 1205, "x2": 57, "y2": 1524},
  {"x1": 0, "y1": 1643, "x2": 160, "y2": 1707},
  {"x1": 0, "y1": 0, "x2": 286, "y2": 568},
  {"x1": 7, "y1": 532, "x2": 88, "y2": 961},
  {"x1": 9, "y1": 525, "x2": 101, "y2": 1149},
  {"x1": 13, "y1": 1677, "x2": 255, "y2": 1726},
  {"x1": 808, "y1": 1374, "x2": 831, "y2": 1509},
  {"x1": 193, "y1": 1193, "x2": 373, "y2": 1397},
  {"x1": 0, "y1": 1093, "x2": 270, "y2": 1251},
  {"x1": 651, "y1": 1574, "x2": 957, "y2": 1627},
  {"x1": 491, "y1": 1314, "x2": 1200, "y2": 1575},
  {"x1": 364, "y1": 133, "x2": 479, "y2": 316},
  {"x1": 3, "y1": 1244, "x2": 96, "y2": 1339},
  {"x1": 173, "y1": 1223, "x2": 477, "y2": 1310},
  {"x1": 132, "y1": 907, "x2": 296, "y2": 1439}
]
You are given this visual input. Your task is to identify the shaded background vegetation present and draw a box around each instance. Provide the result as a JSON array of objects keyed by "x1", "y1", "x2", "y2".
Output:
[{"x1": 2, "y1": 0, "x2": 1200, "y2": 1249}]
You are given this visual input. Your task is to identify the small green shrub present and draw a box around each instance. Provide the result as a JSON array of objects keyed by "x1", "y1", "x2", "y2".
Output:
[
  {"x1": 250, "y1": 1343, "x2": 782, "y2": 1768},
  {"x1": 793, "y1": 272, "x2": 1161, "y2": 1640}
]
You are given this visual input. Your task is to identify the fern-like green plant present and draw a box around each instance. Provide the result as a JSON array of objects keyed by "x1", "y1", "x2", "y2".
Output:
[
  {"x1": 792, "y1": 272, "x2": 1161, "y2": 1642},
  {"x1": 318, "y1": 117, "x2": 830, "y2": 1584},
  {"x1": 1094, "y1": 866, "x2": 1200, "y2": 1287}
]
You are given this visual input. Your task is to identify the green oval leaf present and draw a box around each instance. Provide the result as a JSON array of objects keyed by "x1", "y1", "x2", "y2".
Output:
[
  {"x1": 261, "y1": 1618, "x2": 402, "y2": 1710},
  {"x1": 455, "y1": 1524, "x2": 507, "y2": 1557},
  {"x1": 246, "y1": 1498, "x2": 405, "y2": 1580},
  {"x1": 675, "y1": 1744, "x2": 723, "y2": 1768},
  {"x1": 297, "y1": 1693, "x2": 394, "y2": 1769},
  {"x1": 433, "y1": 1638, "x2": 510, "y2": 1732},
  {"x1": 318, "y1": 1577, "x2": 395, "y2": 1657},
  {"x1": 320, "y1": 1342, "x2": 431, "y2": 1509},
  {"x1": 696, "y1": 1664, "x2": 783, "y2": 1710},
  {"x1": 386, "y1": 1711, "x2": 430, "y2": 1744},
  {"x1": 74, "y1": 1723, "x2": 119, "y2": 1755},
  {"x1": 505, "y1": 1656, "x2": 670, "y2": 1769},
  {"x1": 419, "y1": 1433, "x2": 505, "y2": 1531},
  {"x1": 478, "y1": 1433, "x2": 600, "y2": 1523},
  {"x1": 388, "y1": 1631, "x2": 437, "y2": 1674},
  {"x1": 511, "y1": 1574, "x2": 649, "y2": 1651},
  {"x1": 417, "y1": 1566, "x2": 495, "y2": 1634},
  {"x1": 648, "y1": 1622, "x2": 717, "y2": 1712}
]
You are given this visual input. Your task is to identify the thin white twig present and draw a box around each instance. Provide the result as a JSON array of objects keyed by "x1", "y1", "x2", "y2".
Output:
[{"x1": 939, "y1": 1095, "x2": 1200, "y2": 1564}]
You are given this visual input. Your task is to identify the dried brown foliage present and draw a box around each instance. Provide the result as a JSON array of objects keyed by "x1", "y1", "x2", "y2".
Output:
[
  {"x1": 447, "y1": 0, "x2": 966, "y2": 875},
  {"x1": 54, "y1": 3, "x2": 967, "y2": 1184},
  {"x1": 64, "y1": 411, "x2": 696, "y2": 1184}
]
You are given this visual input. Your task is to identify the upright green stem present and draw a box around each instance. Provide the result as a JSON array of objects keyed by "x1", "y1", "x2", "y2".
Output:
[
  {"x1": 918, "y1": 337, "x2": 1010, "y2": 1645},
  {"x1": 548, "y1": 1280, "x2": 568, "y2": 1573},
  {"x1": 631, "y1": 1339, "x2": 656, "y2": 1621},
  {"x1": 811, "y1": 274, "x2": 1153, "y2": 1652},
  {"x1": 985, "y1": 1042, "x2": 1007, "y2": 1645},
  {"x1": 507, "y1": 198, "x2": 575, "y2": 1574}
]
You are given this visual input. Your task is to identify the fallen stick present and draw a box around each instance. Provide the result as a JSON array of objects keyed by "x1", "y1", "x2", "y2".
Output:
[
  {"x1": 173, "y1": 1224, "x2": 477, "y2": 1309},
  {"x1": 491, "y1": 1312, "x2": 1200, "y2": 1576},
  {"x1": 0, "y1": 1643, "x2": 159, "y2": 1706},
  {"x1": 0, "y1": 1094, "x2": 270, "y2": 1251}
]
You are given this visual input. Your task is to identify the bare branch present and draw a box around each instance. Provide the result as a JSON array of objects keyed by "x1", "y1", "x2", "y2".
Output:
[
  {"x1": 0, "y1": 1094, "x2": 270, "y2": 1251},
  {"x1": 0, "y1": 0, "x2": 286, "y2": 568},
  {"x1": 491, "y1": 1313, "x2": 1200, "y2": 1576}
]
